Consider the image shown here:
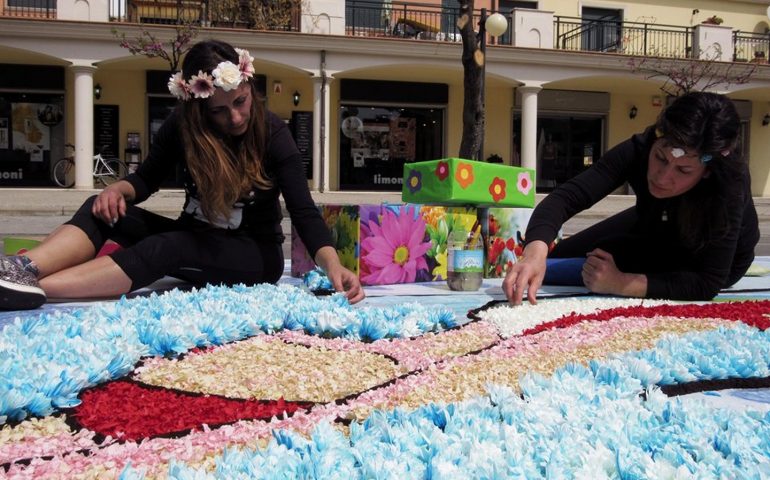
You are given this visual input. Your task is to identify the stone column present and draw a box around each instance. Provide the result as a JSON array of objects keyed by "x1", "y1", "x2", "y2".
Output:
[
  {"x1": 312, "y1": 75, "x2": 334, "y2": 192},
  {"x1": 518, "y1": 84, "x2": 542, "y2": 173},
  {"x1": 71, "y1": 64, "x2": 96, "y2": 189}
]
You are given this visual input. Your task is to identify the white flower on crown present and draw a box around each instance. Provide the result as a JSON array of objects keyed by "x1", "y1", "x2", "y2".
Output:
[
  {"x1": 167, "y1": 47, "x2": 256, "y2": 100},
  {"x1": 167, "y1": 72, "x2": 190, "y2": 101},
  {"x1": 212, "y1": 61, "x2": 242, "y2": 91}
]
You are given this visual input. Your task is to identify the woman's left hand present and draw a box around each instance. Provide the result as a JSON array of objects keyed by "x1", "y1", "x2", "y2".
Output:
[
  {"x1": 582, "y1": 248, "x2": 648, "y2": 297},
  {"x1": 326, "y1": 264, "x2": 365, "y2": 304},
  {"x1": 314, "y1": 246, "x2": 365, "y2": 304},
  {"x1": 582, "y1": 248, "x2": 623, "y2": 294}
]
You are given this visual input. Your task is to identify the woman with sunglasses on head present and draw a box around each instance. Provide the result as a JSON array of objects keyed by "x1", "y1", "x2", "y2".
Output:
[
  {"x1": 0, "y1": 39, "x2": 363, "y2": 310},
  {"x1": 504, "y1": 91, "x2": 759, "y2": 305}
]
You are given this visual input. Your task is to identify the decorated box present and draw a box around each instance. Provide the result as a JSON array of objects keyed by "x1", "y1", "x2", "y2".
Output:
[
  {"x1": 402, "y1": 158, "x2": 535, "y2": 208},
  {"x1": 480, "y1": 207, "x2": 562, "y2": 278},
  {"x1": 291, "y1": 203, "x2": 477, "y2": 286}
]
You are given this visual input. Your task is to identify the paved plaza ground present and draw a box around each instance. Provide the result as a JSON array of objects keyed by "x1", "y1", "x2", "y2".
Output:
[{"x1": 1, "y1": 188, "x2": 769, "y2": 256}]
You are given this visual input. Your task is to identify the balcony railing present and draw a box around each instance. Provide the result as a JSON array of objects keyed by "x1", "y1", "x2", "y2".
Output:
[
  {"x1": 555, "y1": 16, "x2": 693, "y2": 58},
  {"x1": 346, "y1": 0, "x2": 463, "y2": 41},
  {"x1": 733, "y1": 31, "x2": 770, "y2": 62},
  {"x1": 110, "y1": 0, "x2": 300, "y2": 31},
  {"x1": 0, "y1": 0, "x2": 55, "y2": 19},
  {"x1": 4, "y1": 0, "x2": 767, "y2": 64}
]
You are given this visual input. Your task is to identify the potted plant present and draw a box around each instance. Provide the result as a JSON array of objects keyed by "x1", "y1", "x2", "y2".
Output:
[{"x1": 701, "y1": 15, "x2": 724, "y2": 25}]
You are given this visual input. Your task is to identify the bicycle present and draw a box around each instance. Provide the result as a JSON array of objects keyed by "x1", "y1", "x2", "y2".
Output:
[{"x1": 52, "y1": 144, "x2": 129, "y2": 188}]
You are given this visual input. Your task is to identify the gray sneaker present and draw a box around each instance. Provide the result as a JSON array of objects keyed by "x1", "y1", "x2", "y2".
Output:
[{"x1": 0, "y1": 257, "x2": 46, "y2": 310}]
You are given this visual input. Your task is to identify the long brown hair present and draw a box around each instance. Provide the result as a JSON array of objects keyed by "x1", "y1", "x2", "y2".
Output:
[{"x1": 178, "y1": 40, "x2": 271, "y2": 223}]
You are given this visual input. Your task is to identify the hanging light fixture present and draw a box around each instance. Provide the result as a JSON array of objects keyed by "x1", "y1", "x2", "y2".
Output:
[
  {"x1": 292, "y1": 90, "x2": 301, "y2": 106},
  {"x1": 629, "y1": 105, "x2": 638, "y2": 119},
  {"x1": 94, "y1": 83, "x2": 102, "y2": 100}
]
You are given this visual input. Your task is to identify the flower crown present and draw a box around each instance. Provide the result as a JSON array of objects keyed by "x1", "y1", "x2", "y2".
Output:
[{"x1": 168, "y1": 48, "x2": 255, "y2": 101}]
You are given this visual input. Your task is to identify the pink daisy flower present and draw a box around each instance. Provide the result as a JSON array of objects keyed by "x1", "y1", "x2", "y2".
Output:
[{"x1": 360, "y1": 205, "x2": 432, "y2": 285}]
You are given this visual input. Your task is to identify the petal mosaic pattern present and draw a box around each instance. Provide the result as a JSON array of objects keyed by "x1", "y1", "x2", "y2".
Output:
[
  {"x1": 72, "y1": 380, "x2": 312, "y2": 441},
  {"x1": 134, "y1": 336, "x2": 402, "y2": 402},
  {"x1": 1, "y1": 289, "x2": 769, "y2": 479}
]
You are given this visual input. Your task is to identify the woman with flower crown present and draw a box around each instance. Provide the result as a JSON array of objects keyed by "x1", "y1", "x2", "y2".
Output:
[
  {"x1": 504, "y1": 91, "x2": 759, "y2": 304},
  {"x1": 0, "y1": 39, "x2": 363, "y2": 310}
]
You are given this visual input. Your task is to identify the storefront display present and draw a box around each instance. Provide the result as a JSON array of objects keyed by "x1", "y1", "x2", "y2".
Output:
[
  {"x1": 0, "y1": 94, "x2": 65, "y2": 187},
  {"x1": 339, "y1": 105, "x2": 443, "y2": 191}
]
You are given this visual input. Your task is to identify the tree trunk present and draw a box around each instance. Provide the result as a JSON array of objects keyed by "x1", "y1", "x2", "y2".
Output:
[{"x1": 457, "y1": 0, "x2": 483, "y2": 160}]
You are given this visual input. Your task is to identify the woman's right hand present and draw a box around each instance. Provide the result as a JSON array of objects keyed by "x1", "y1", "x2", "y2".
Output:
[
  {"x1": 502, "y1": 240, "x2": 549, "y2": 305},
  {"x1": 91, "y1": 180, "x2": 133, "y2": 226}
]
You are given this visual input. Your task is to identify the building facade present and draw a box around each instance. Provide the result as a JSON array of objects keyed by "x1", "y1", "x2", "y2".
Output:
[{"x1": 1, "y1": 0, "x2": 769, "y2": 195}]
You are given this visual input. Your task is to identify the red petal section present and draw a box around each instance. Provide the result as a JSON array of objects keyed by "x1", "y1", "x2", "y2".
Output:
[
  {"x1": 72, "y1": 380, "x2": 312, "y2": 441},
  {"x1": 523, "y1": 300, "x2": 770, "y2": 336}
]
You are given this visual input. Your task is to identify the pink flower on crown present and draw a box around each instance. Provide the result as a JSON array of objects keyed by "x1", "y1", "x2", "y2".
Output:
[
  {"x1": 167, "y1": 72, "x2": 190, "y2": 101},
  {"x1": 235, "y1": 48, "x2": 255, "y2": 80},
  {"x1": 187, "y1": 70, "x2": 216, "y2": 99}
]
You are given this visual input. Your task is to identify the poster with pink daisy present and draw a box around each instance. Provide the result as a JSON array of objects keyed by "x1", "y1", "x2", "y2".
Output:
[{"x1": 292, "y1": 203, "x2": 477, "y2": 286}]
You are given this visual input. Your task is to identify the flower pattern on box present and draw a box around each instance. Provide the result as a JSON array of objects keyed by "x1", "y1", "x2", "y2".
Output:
[
  {"x1": 517, "y1": 171, "x2": 533, "y2": 195},
  {"x1": 403, "y1": 158, "x2": 535, "y2": 208},
  {"x1": 2, "y1": 288, "x2": 770, "y2": 478},
  {"x1": 435, "y1": 160, "x2": 449, "y2": 180},
  {"x1": 489, "y1": 176, "x2": 506, "y2": 202}
]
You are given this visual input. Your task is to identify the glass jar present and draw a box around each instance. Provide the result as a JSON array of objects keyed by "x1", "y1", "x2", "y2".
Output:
[{"x1": 446, "y1": 228, "x2": 483, "y2": 291}]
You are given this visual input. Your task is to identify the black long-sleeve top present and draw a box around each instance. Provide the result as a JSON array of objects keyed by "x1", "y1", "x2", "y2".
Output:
[
  {"x1": 526, "y1": 127, "x2": 759, "y2": 300},
  {"x1": 123, "y1": 110, "x2": 333, "y2": 258}
]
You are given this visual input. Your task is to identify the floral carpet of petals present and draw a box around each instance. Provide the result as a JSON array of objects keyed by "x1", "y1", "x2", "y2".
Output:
[{"x1": 1, "y1": 284, "x2": 769, "y2": 478}]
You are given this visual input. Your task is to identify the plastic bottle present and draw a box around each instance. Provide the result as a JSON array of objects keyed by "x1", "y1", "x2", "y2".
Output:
[{"x1": 446, "y1": 227, "x2": 483, "y2": 291}]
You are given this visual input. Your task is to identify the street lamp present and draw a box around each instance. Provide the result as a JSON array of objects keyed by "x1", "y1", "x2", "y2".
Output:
[{"x1": 478, "y1": 8, "x2": 508, "y2": 161}]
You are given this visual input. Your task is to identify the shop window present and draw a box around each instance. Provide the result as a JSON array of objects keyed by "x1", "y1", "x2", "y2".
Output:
[
  {"x1": 147, "y1": 96, "x2": 183, "y2": 188},
  {"x1": 0, "y1": 93, "x2": 65, "y2": 187},
  {"x1": 513, "y1": 114, "x2": 604, "y2": 192},
  {"x1": 339, "y1": 105, "x2": 444, "y2": 191}
]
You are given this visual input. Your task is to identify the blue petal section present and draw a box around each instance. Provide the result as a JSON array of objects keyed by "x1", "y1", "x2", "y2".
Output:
[
  {"x1": 0, "y1": 283, "x2": 455, "y2": 423},
  {"x1": 147, "y1": 325, "x2": 770, "y2": 479}
]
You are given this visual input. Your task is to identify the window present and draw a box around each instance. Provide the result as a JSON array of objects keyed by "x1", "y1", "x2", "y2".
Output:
[
  {"x1": 513, "y1": 114, "x2": 604, "y2": 192},
  {"x1": 7, "y1": 0, "x2": 54, "y2": 7},
  {"x1": 339, "y1": 105, "x2": 444, "y2": 191},
  {"x1": 346, "y1": 0, "x2": 387, "y2": 32},
  {"x1": 581, "y1": 7, "x2": 622, "y2": 52},
  {"x1": 0, "y1": 93, "x2": 65, "y2": 187}
]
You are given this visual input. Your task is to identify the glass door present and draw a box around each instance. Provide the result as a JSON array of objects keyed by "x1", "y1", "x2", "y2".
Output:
[{"x1": 513, "y1": 114, "x2": 604, "y2": 192}]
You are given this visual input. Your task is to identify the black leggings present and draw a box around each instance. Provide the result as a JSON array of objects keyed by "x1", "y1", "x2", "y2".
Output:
[
  {"x1": 66, "y1": 196, "x2": 284, "y2": 291},
  {"x1": 550, "y1": 207, "x2": 749, "y2": 288}
]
